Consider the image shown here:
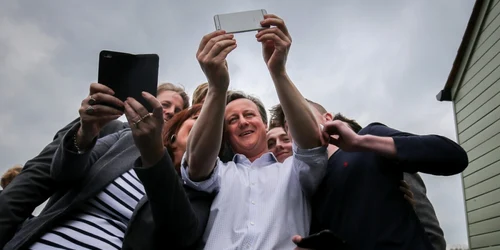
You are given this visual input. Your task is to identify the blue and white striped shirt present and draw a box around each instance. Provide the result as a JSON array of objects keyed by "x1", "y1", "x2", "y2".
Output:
[{"x1": 30, "y1": 169, "x2": 145, "y2": 250}]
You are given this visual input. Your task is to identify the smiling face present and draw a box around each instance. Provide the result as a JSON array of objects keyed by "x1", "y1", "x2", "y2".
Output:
[
  {"x1": 224, "y1": 98, "x2": 268, "y2": 161},
  {"x1": 157, "y1": 90, "x2": 185, "y2": 121},
  {"x1": 267, "y1": 127, "x2": 293, "y2": 163}
]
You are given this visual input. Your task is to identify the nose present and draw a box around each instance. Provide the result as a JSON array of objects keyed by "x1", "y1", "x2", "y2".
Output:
[
  {"x1": 163, "y1": 107, "x2": 175, "y2": 121},
  {"x1": 237, "y1": 116, "x2": 249, "y2": 128},
  {"x1": 276, "y1": 140, "x2": 285, "y2": 150}
]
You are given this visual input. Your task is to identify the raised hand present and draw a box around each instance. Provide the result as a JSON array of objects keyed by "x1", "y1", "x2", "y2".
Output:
[
  {"x1": 256, "y1": 14, "x2": 292, "y2": 74},
  {"x1": 322, "y1": 120, "x2": 364, "y2": 152},
  {"x1": 196, "y1": 30, "x2": 237, "y2": 92},
  {"x1": 124, "y1": 92, "x2": 165, "y2": 167},
  {"x1": 77, "y1": 83, "x2": 124, "y2": 149}
]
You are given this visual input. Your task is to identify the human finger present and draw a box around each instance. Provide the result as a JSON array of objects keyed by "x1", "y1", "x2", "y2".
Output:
[
  {"x1": 86, "y1": 92, "x2": 124, "y2": 109},
  {"x1": 261, "y1": 15, "x2": 290, "y2": 38},
  {"x1": 124, "y1": 102, "x2": 142, "y2": 129},
  {"x1": 201, "y1": 34, "x2": 234, "y2": 58},
  {"x1": 213, "y1": 44, "x2": 237, "y2": 61},
  {"x1": 89, "y1": 83, "x2": 115, "y2": 95},
  {"x1": 142, "y1": 92, "x2": 163, "y2": 121},
  {"x1": 256, "y1": 26, "x2": 290, "y2": 43},
  {"x1": 256, "y1": 33, "x2": 288, "y2": 48},
  {"x1": 79, "y1": 104, "x2": 124, "y2": 117},
  {"x1": 126, "y1": 97, "x2": 149, "y2": 118},
  {"x1": 198, "y1": 30, "x2": 226, "y2": 55},
  {"x1": 209, "y1": 39, "x2": 237, "y2": 58}
]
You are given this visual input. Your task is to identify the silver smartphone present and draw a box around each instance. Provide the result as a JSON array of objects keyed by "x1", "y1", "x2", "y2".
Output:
[{"x1": 214, "y1": 9, "x2": 267, "y2": 34}]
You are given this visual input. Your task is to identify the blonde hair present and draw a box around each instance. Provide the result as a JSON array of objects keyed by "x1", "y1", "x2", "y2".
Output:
[
  {"x1": 157, "y1": 83, "x2": 190, "y2": 109},
  {"x1": 192, "y1": 82, "x2": 209, "y2": 105}
]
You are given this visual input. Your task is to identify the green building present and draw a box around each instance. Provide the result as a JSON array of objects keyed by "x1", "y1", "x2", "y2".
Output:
[{"x1": 437, "y1": 0, "x2": 500, "y2": 249}]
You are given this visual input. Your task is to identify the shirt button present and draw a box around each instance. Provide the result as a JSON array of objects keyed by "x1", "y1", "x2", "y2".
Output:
[
  {"x1": 251, "y1": 201, "x2": 255, "y2": 205},
  {"x1": 250, "y1": 221, "x2": 255, "y2": 226}
]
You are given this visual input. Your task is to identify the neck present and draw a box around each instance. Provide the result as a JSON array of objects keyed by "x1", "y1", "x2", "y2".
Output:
[
  {"x1": 240, "y1": 145, "x2": 268, "y2": 163},
  {"x1": 327, "y1": 144, "x2": 339, "y2": 158}
]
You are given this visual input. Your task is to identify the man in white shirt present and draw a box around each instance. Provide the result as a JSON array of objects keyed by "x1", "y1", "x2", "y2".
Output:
[{"x1": 181, "y1": 14, "x2": 328, "y2": 249}]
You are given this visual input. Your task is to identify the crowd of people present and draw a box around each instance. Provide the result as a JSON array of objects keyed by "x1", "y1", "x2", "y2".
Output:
[{"x1": 0, "y1": 14, "x2": 468, "y2": 250}]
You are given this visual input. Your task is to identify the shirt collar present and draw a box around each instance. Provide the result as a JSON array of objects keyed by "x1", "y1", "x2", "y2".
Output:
[{"x1": 233, "y1": 152, "x2": 278, "y2": 167}]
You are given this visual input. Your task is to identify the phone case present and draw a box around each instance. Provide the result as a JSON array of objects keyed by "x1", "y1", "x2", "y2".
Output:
[{"x1": 98, "y1": 50, "x2": 159, "y2": 112}]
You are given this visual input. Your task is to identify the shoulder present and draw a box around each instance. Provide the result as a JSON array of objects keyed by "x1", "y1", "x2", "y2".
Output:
[{"x1": 358, "y1": 122, "x2": 389, "y2": 135}]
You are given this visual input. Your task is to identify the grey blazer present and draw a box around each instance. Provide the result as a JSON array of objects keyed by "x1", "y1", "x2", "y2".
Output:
[
  {"x1": 404, "y1": 173, "x2": 446, "y2": 250},
  {"x1": 4, "y1": 124, "x2": 213, "y2": 250}
]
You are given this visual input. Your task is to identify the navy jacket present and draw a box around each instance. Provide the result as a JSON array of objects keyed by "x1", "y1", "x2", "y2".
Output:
[{"x1": 311, "y1": 123, "x2": 468, "y2": 249}]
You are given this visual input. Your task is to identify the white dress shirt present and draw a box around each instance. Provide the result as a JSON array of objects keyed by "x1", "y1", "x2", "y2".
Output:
[{"x1": 181, "y1": 143, "x2": 328, "y2": 250}]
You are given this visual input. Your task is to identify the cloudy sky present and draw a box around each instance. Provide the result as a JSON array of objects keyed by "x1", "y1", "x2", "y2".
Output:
[{"x1": 0, "y1": 0, "x2": 474, "y2": 248}]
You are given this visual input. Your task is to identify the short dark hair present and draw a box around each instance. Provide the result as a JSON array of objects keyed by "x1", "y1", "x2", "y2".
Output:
[
  {"x1": 268, "y1": 99, "x2": 326, "y2": 129},
  {"x1": 333, "y1": 113, "x2": 362, "y2": 133},
  {"x1": 225, "y1": 90, "x2": 267, "y2": 124},
  {"x1": 305, "y1": 98, "x2": 327, "y2": 114}
]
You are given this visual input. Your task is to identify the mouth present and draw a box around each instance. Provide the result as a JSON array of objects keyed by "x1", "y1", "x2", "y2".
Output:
[
  {"x1": 276, "y1": 151, "x2": 290, "y2": 158},
  {"x1": 239, "y1": 130, "x2": 254, "y2": 137}
]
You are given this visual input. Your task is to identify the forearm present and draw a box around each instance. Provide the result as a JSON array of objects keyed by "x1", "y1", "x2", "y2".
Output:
[
  {"x1": 51, "y1": 124, "x2": 96, "y2": 182},
  {"x1": 186, "y1": 88, "x2": 227, "y2": 181},
  {"x1": 271, "y1": 72, "x2": 321, "y2": 148},
  {"x1": 358, "y1": 134, "x2": 397, "y2": 158},
  {"x1": 360, "y1": 123, "x2": 469, "y2": 175},
  {"x1": 135, "y1": 151, "x2": 200, "y2": 246}
]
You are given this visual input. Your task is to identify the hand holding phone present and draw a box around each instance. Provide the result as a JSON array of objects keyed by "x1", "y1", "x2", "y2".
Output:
[
  {"x1": 98, "y1": 50, "x2": 159, "y2": 112},
  {"x1": 214, "y1": 9, "x2": 267, "y2": 34}
]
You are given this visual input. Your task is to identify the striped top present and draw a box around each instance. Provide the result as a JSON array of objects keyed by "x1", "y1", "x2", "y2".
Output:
[{"x1": 30, "y1": 169, "x2": 145, "y2": 250}]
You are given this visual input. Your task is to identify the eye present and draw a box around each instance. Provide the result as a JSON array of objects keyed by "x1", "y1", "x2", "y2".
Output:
[
  {"x1": 267, "y1": 140, "x2": 276, "y2": 149},
  {"x1": 228, "y1": 117, "x2": 238, "y2": 124},
  {"x1": 162, "y1": 102, "x2": 171, "y2": 108}
]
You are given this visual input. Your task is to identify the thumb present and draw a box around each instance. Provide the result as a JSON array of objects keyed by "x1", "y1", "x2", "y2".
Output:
[{"x1": 292, "y1": 235, "x2": 303, "y2": 244}]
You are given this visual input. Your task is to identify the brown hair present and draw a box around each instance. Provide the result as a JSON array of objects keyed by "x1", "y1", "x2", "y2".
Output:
[
  {"x1": 333, "y1": 113, "x2": 362, "y2": 133},
  {"x1": 269, "y1": 99, "x2": 328, "y2": 130},
  {"x1": 192, "y1": 82, "x2": 209, "y2": 106},
  {"x1": 1, "y1": 165, "x2": 22, "y2": 189},
  {"x1": 157, "y1": 82, "x2": 190, "y2": 109},
  {"x1": 162, "y1": 104, "x2": 203, "y2": 163}
]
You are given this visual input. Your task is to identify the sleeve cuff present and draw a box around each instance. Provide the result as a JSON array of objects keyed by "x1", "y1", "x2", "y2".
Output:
[{"x1": 180, "y1": 152, "x2": 221, "y2": 194}]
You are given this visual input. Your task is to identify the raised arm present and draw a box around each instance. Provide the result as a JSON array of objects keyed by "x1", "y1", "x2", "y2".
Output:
[
  {"x1": 257, "y1": 14, "x2": 322, "y2": 149},
  {"x1": 323, "y1": 121, "x2": 468, "y2": 175},
  {"x1": 185, "y1": 31, "x2": 237, "y2": 181},
  {"x1": 51, "y1": 83, "x2": 125, "y2": 181}
]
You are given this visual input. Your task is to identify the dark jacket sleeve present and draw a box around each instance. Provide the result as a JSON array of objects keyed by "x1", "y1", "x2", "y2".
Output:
[
  {"x1": 361, "y1": 122, "x2": 468, "y2": 175},
  {"x1": 133, "y1": 151, "x2": 205, "y2": 249},
  {"x1": 50, "y1": 123, "x2": 126, "y2": 182},
  {"x1": 0, "y1": 119, "x2": 127, "y2": 248},
  {"x1": 404, "y1": 173, "x2": 446, "y2": 250}
]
